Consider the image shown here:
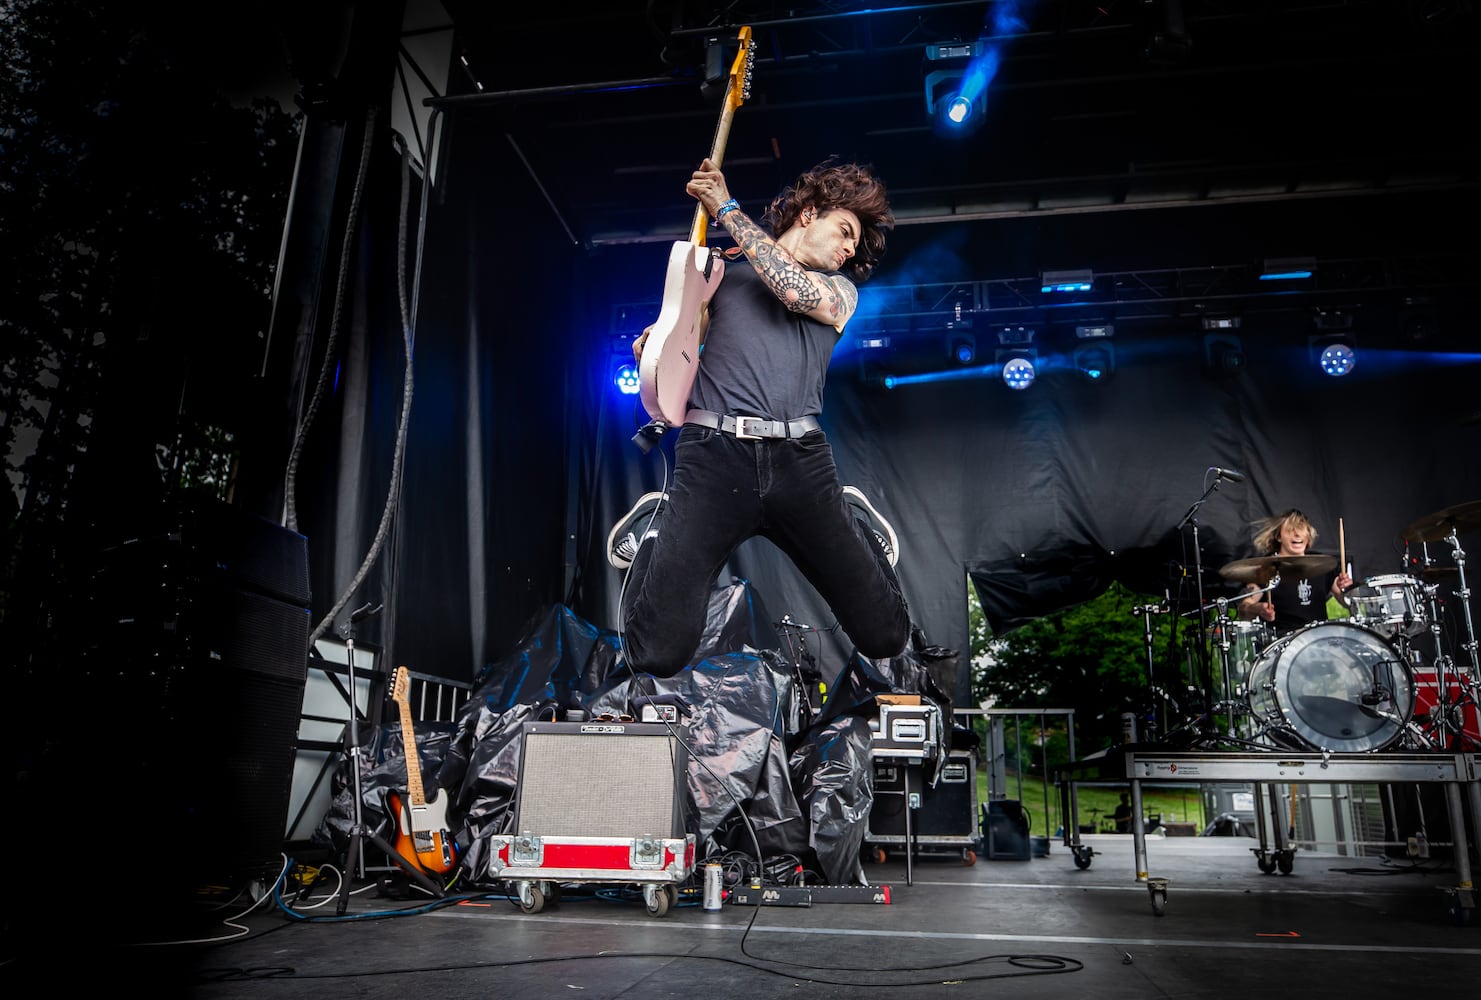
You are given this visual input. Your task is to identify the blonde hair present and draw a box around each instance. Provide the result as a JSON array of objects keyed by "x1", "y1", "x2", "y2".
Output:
[{"x1": 1252, "y1": 508, "x2": 1318, "y2": 555}]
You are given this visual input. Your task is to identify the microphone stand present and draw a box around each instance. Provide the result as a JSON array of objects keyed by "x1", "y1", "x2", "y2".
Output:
[
  {"x1": 1176, "y1": 478, "x2": 1225, "y2": 744},
  {"x1": 333, "y1": 601, "x2": 445, "y2": 915}
]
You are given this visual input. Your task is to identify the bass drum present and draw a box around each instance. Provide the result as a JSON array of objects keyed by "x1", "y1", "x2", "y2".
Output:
[{"x1": 1246, "y1": 620, "x2": 1414, "y2": 753}]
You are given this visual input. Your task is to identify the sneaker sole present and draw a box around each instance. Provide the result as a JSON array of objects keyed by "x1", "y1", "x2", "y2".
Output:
[
  {"x1": 607, "y1": 491, "x2": 666, "y2": 569},
  {"x1": 842, "y1": 485, "x2": 899, "y2": 567}
]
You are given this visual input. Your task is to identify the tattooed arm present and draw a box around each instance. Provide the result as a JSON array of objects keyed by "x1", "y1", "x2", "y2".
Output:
[
  {"x1": 720, "y1": 210, "x2": 858, "y2": 329},
  {"x1": 686, "y1": 158, "x2": 859, "y2": 330}
]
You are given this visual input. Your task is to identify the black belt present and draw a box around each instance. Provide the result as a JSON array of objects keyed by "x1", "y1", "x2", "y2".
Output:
[{"x1": 685, "y1": 408, "x2": 821, "y2": 440}]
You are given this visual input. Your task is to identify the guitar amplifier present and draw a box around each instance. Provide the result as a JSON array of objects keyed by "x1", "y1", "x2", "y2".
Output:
[
  {"x1": 484, "y1": 721, "x2": 696, "y2": 904},
  {"x1": 513, "y1": 721, "x2": 690, "y2": 838}
]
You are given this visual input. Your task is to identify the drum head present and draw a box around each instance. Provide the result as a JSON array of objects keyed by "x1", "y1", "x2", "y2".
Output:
[{"x1": 1247, "y1": 621, "x2": 1414, "y2": 752}]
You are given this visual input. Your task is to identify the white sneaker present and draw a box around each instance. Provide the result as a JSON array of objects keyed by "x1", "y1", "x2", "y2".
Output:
[
  {"x1": 843, "y1": 485, "x2": 899, "y2": 567},
  {"x1": 607, "y1": 492, "x2": 666, "y2": 569}
]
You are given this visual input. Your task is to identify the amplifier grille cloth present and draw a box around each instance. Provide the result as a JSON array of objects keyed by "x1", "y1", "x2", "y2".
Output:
[{"x1": 516, "y1": 731, "x2": 679, "y2": 837}]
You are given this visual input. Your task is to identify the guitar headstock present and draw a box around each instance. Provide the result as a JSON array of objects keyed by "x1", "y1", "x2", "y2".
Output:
[
  {"x1": 391, "y1": 665, "x2": 410, "y2": 709},
  {"x1": 727, "y1": 26, "x2": 754, "y2": 112}
]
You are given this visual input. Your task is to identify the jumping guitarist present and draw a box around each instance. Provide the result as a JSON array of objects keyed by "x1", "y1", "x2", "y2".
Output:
[{"x1": 609, "y1": 157, "x2": 914, "y2": 679}]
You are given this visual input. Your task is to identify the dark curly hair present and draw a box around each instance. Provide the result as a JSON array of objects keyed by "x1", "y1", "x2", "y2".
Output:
[{"x1": 761, "y1": 158, "x2": 894, "y2": 283}]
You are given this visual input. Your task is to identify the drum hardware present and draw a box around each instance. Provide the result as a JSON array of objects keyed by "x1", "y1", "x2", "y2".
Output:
[
  {"x1": 1402, "y1": 501, "x2": 1481, "y2": 748},
  {"x1": 1132, "y1": 597, "x2": 1176, "y2": 742},
  {"x1": 1244, "y1": 620, "x2": 1415, "y2": 753}
]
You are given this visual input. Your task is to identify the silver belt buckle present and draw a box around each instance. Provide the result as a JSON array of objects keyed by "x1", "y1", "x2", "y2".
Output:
[{"x1": 733, "y1": 416, "x2": 765, "y2": 440}]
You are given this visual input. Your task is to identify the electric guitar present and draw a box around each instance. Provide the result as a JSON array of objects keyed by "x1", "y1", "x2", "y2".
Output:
[
  {"x1": 387, "y1": 666, "x2": 458, "y2": 875},
  {"x1": 637, "y1": 25, "x2": 755, "y2": 426}
]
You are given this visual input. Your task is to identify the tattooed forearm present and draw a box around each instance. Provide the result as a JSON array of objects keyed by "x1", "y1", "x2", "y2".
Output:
[{"x1": 722, "y1": 210, "x2": 823, "y2": 313}]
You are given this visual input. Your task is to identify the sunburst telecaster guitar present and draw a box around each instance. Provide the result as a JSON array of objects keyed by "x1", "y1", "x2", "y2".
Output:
[
  {"x1": 387, "y1": 665, "x2": 458, "y2": 875},
  {"x1": 637, "y1": 26, "x2": 755, "y2": 426}
]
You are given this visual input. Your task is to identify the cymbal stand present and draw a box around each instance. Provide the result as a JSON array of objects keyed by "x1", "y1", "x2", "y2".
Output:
[
  {"x1": 333, "y1": 602, "x2": 444, "y2": 915},
  {"x1": 1434, "y1": 529, "x2": 1480, "y2": 749},
  {"x1": 1132, "y1": 597, "x2": 1175, "y2": 742}
]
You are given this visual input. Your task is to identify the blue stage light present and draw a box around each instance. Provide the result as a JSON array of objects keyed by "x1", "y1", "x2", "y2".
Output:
[
  {"x1": 613, "y1": 362, "x2": 640, "y2": 395},
  {"x1": 1318, "y1": 341, "x2": 1356, "y2": 377},
  {"x1": 1260, "y1": 256, "x2": 1315, "y2": 281},
  {"x1": 1000, "y1": 353, "x2": 1036, "y2": 390}
]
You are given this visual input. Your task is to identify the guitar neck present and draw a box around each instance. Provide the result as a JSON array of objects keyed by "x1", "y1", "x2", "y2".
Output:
[
  {"x1": 688, "y1": 100, "x2": 741, "y2": 246},
  {"x1": 397, "y1": 699, "x2": 427, "y2": 807}
]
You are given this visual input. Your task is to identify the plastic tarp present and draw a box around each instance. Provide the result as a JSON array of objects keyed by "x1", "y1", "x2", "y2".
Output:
[{"x1": 316, "y1": 580, "x2": 958, "y2": 887}]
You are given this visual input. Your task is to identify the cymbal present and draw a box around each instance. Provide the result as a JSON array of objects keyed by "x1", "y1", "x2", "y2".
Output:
[
  {"x1": 1421, "y1": 565, "x2": 1458, "y2": 580},
  {"x1": 1218, "y1": 553, "x2": 1338, "y2": 584},
  {"x1": 1402, "y1": 500, "x2": 1481, "y2": 543}
]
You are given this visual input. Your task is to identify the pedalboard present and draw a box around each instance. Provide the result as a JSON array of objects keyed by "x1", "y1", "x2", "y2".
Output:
[{"x1": 728, "y1": 883, "x2": 892, "y2": 906}]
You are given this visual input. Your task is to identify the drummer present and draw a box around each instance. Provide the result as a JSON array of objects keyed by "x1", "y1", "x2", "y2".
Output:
[{"x1": 1237, "y1": 508, "x2": 1353, "y2": 635}]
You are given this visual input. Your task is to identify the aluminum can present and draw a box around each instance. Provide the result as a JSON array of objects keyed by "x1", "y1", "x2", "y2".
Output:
[{"x1": 702, "y1": 862, "x2": 724, "y2": 910}]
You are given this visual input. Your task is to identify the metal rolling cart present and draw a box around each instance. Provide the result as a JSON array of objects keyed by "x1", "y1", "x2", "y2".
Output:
[{"x1": 1060, "y1": 746, "x2": 1481, "y2": 922}]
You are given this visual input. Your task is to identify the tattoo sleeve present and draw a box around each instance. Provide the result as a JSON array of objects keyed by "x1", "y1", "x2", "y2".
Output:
[{"x1": 721, "y1": 209, "x2": 838, "y2": 316}]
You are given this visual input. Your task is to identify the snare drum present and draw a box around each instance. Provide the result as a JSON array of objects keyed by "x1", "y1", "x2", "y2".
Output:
[
  {"x1": 1346, "y1": 574, "x2": 1428, "y2": 638},
  {"x1": 1246, "y1": 620, "x2": 1414, "y2": 752}
]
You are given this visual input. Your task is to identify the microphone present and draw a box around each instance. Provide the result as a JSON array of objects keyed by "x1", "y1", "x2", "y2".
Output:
[{"x1": 1210, "y1": 466, "x2": 1246, "y2": 483}]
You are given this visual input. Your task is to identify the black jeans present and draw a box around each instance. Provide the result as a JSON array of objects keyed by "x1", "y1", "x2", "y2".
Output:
[{"x1": 621, "y1": 423, "x2": 911, "y2": 677}]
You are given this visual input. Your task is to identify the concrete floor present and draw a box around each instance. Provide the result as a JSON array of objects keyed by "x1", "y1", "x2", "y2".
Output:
[{"x1": 24, "y1": 834, "x2": 1478, "y2": 999}]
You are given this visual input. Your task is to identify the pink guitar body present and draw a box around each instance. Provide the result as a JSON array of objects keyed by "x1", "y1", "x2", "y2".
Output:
[
  {"x1": 638, "y1": 243, "x2": 725, "y2": 425},
  {"x1": 635, "y1": 27, "x2": 752, "y2": 429}
]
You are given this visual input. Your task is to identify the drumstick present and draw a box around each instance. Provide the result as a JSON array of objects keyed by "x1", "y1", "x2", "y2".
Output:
[{"x1": 1338, "y1": 518, "x2": 1346, "y2": 576}]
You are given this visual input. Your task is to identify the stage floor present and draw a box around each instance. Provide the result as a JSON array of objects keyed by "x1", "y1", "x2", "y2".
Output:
[{"x1": 18, "y1": 834, "x2": 1480, "y2": 998}]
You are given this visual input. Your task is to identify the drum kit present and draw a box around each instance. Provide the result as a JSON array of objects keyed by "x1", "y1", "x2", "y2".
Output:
[{"x1": 1187, "y1": 500, "x2": 1481, "y2": 754}]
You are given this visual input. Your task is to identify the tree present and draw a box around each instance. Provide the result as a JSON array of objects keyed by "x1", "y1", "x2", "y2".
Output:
[
  {"x1": 0, "y1": 0, "x2": 299, "y2": 670},
  {"x1": 972, "y1": 581, "x2": 1186, "y2": 752}
]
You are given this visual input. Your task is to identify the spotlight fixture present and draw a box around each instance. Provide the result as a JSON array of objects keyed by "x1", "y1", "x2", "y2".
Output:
[
  {"x1": 1260, "y1": 256, "x2": 1316, "y2": 281},
  {"x1": 997, "y1": 349, "x2": 1037, "y2": 390},
  {"x1": 948, "y1": 334, "x2": 977, "y2": 365},
  {"x1": 1311, "y1": 336, "x2": 1357, "y2": 377},
  {"x1": 924, "y1": 40, "x2": 993, "y2": 137},
  {"x1": 1041, "y1": 268, "x2": 1094, "y2": 294},
  {"x1": 1203, "y1": 333, "x2": 1245, "y2": 376},
  {"x1": 612, "y1": 361, "x2": 640, "y2": 395},
  {"x1": 1073, "y1": 343, "x2": 1115, "y2": 382}
]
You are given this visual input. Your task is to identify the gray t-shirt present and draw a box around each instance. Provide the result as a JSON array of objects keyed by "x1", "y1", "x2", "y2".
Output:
[{"x1": 688, "y1": 250, "x2": 850, "y2": 422}]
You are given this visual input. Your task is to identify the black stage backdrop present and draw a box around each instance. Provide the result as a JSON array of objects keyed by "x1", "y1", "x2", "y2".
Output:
[{"x1": 289, "y1": 118, "x2": 1481, "y2": 709}]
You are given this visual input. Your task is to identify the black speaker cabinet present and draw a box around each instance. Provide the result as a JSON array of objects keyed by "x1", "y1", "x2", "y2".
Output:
[
  {"x1": 514, "y1": 721, "x2": 690, "y2": 838},
  {"x1": 868, "y1": 751, "x2": 978, "y2": 844},
  {"x1": 982, "y1": 798, "x2": 1033, "y2": 860},
  {"x1": 79, "y1": 500, "x2": 311, "y2": 889}
]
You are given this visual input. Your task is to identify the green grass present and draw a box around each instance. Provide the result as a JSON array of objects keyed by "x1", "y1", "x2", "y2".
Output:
[{"x1": 977, "y1": 770, "x2": 1208, "y2": 837}]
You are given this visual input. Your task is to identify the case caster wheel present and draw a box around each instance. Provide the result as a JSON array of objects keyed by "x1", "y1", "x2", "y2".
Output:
[
  {"x1": 643, "y1": 883, "x2": 674, "y2": 917},
  {"x1": 1277, "y1": 850, "x2": 1295, "y2": 875},
  {"x1": 1147, "y1": 877, "x2": 1169, "y2": 917},
  {"x1": 517, "y1": 881, "x2": 545, "y2": 914},
  {"x1": 962, "y1": 848, "x2": 977, "y2": 866},
  {"x1": 1254, "y1": 850, "x2": 1277, "y2": 874},
  {"x1": 1072, "y1": 845, "x2": 1094, "y2": 869},
  {"x1": 869, "y1": 846, "x2": 887, "y2": 865}
]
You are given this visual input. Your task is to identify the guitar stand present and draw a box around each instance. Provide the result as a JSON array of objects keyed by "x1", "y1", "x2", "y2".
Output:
[{"x1": 331, "y1": 603, "x2": 445, "y2": 914}]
